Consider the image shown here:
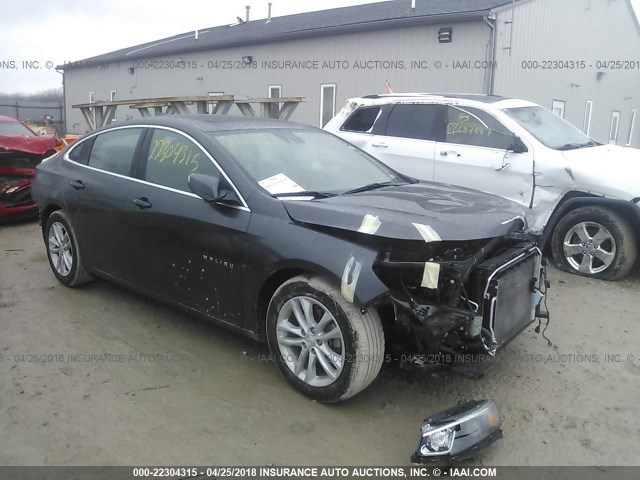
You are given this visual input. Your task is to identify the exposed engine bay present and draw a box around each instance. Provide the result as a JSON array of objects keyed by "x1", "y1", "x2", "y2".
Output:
[{"x1": 372, "y1": 229, "x2": 550, "y2": 371}]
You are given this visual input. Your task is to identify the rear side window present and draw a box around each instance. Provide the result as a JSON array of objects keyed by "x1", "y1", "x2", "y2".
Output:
[
  {"x1": 144, "y1": 129, "x2": 220, "y2": 193},
  {"x1": 67, "y1": 138, "x2": 94, "y2": 165},
  {"x1": 445, "y1": 106, "x2": 513, "y2": 149},
  {"x1": 385, "y1": 104, "x2": 441, "y2": 141},
  {"x1": 87, "y1": 128, "x2": 143, "y2": 176},
  {"x1": 341, "y1": 106, "x2": 381, "y2": 133}
]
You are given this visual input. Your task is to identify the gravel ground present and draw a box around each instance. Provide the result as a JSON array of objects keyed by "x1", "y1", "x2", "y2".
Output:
[{"x1": 1, "y1": 219, "x2": 639, "y2": 466}]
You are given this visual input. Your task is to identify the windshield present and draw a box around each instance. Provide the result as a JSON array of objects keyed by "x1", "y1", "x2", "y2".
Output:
[
  {"x1": 503, "y1": 106, "x2": 598, "y2": 150},
  {"x1": 0, "y1": 120, "x2": 36, "y2": 137},
  {"x1": 209, "y1": 129, "x2": 406, "y2": 195}
]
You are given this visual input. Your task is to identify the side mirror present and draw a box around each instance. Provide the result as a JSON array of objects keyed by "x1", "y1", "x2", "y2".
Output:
[
  {"x1": 188, "y1": 173, "x2": 245, "y2": 205},
  {"x1": 188, "y1": 173, "x2": 243, "y2": 207},
  {"x1": 188, "y1": 173, "x2": 227, "y2": 202},
  {"x1": 508, "y1": 137, "x2": 528, "y2": 154}
]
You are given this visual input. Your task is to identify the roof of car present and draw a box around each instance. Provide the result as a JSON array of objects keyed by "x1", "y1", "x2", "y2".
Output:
[
  {"x1": 0, "y1": 115, "x2": 19, "y2": 122},
  {"x1": 361, "y1": 93, "x2": 509, "y2": 103},
  {"x1": 101, "y1": 114, "x2": 310, "y2": 134},
  {"x1": 61, "y1": 0, "x2": 515, "y2": 68},
  {"x1": 348, "y1": 93, "x2": 540, "y2": 110}
]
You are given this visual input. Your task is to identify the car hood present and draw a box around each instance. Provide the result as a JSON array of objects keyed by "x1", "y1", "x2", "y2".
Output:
[
  {"x1": 282, "y1": 182, "x2": 527, "y2": 241},
  {"x1": 0, "y1": 134, "x2": 59, "y2": 155},
  {"x1": 561, "y1": 145, "x2": 640, "y2": 199}
]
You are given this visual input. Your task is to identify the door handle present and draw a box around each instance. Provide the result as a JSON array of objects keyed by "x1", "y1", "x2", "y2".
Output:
[
  {"x1": 371, "y1": 142, "x2": 389, "y2": 148},
  {"x1": 439, "y1": 151, "x2": 461, "y2": 157},
  {"x1": 133, "y1": 197, "x2": 152, "y2": 209},
  {"x1": 70, "y1": 180, "x2": 85, "y2": 190}
]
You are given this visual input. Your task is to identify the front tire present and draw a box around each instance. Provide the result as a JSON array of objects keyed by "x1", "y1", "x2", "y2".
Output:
[
  {"x1": 45, "y1": 210, "x2": 93, "y2": 287},
  {"x1": 551, "y1": 206, "x2": 637, "y2": 280},
  {"x1": 266, "y1": 274, "x2": 384, "y2": 403}
]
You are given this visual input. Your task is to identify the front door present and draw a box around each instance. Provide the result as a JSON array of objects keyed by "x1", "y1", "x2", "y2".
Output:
[
  {"x1": 122, "y1": 127, "x2": 251, "y2": 326},
  {"x1": 433, "y1": 106, "x2": 534, "y2": 209}
]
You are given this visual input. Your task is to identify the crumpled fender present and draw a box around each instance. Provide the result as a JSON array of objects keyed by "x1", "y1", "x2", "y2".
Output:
[{"x1": 246, "y1": 210, "x2": 391, "y2": 317}]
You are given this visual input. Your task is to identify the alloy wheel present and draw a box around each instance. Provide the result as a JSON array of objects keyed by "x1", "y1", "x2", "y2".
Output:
[
  {"x1": 48, "y1": 222, "x2": 73, "y2": 276},
  {"x1": 563, "y1": 221, "x2": 616, "y2": 275},
  {"x1": 276, "y1": 296, "x2": 345, "y2": 387}
]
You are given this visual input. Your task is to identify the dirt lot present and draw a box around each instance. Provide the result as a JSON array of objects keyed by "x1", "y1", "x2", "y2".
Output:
[{"x1": 1, "y1": 219, "x2": 640, "y2": 466}]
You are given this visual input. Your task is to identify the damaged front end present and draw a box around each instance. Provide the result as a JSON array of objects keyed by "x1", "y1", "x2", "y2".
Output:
[
  {"x1": 281, "y1": 182, "x2": 550, "y2": 369},
  {"x1": 0, "y1": 123, "x2": 60, "y2": 219},
  {"x1": 0, "y1": 150, "x2": 54, "y2": 220},
  {"x1": 374, "y1": 225, "x2": 548, "y2": 364}
]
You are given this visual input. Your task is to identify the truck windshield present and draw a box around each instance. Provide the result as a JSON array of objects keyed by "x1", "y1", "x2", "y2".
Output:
[{"x1": 503, "y1": 106, "x2": 599, "y2": 151}]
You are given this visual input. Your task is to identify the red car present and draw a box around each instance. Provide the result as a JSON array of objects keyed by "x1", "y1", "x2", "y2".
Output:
[{"x1": 0, "y1": 115, "x2": 60, "y2": 220}]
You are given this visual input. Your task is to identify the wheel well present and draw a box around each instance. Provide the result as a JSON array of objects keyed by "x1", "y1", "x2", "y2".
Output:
[
  {"x1": 256, "y1": 268, "x2": 307, "y2": 339},
  {"x1": 255, "y1": 268, "x2": 395, "y2": 344},
  {"x1": 40, "y1": 204, "x2": 62, "y2": 231},
  {"x1": 617, "y1": 207, "x2": 640, "y2": 239},
  {"x1": 543, "y1": 192, "x2": 640, "y2": 250}
]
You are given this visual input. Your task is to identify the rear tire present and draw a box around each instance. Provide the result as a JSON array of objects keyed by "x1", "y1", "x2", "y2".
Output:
[
  {"x1": 45, "y1": 210, "x2": 93, "y2": 287},
  {"x1": 266, "y1": 274, "x2": 385, "y2": 403},
  {"x1": 551, "y1": 206, "x2": 636, "y2": 281}
]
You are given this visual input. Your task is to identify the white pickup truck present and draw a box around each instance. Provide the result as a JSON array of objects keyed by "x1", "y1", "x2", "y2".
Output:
[{"x1": 325, "y1": 93, "x2": 640, "y2": 280}]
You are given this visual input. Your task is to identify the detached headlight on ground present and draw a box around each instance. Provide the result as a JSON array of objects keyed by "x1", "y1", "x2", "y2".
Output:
[{"x1": 412, "y1": 399, "x2": 502, "y2": 463}]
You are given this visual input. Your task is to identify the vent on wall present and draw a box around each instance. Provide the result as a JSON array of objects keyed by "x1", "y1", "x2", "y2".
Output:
[{"x1": 438, "y1": 27, "x2": 453, "y2": 43}]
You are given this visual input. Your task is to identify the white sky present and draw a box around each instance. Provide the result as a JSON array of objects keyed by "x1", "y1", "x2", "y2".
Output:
[
  {"x1": 0, "y1": 0, "x2": 382, "y2": 93},
  {"x1": 1, "y1": 0, "x2": 639, "y2": 94}
]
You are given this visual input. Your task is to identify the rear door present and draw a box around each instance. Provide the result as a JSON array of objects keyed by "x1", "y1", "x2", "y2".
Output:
[
  {"x1": 433, "y1": 105, "x2": 534, "y2": 208},
  {"x1": 122, "y1": 127, "x2": 251, "y2": 326},
  {"x1": 64, "y1": 126, "x2": 146, "y2": 280},
  {"x1": 336, "y1": 105, "x2": 383, "y2": 150},
  {"x1": 368, "y1": 103, "x2": 443, "y2": 181}
]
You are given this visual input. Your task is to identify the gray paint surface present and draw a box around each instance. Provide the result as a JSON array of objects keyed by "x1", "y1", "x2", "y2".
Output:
[{"x1": 283, "y1": 182, "x2": 525, "y2": 241}]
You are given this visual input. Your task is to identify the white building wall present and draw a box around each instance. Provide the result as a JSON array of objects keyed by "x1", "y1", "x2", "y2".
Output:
[
  {"x1": 63, "y1": 21, "x2": 492, "y2": 133},
  {"x1": 493, "y1": 0, "x2": 640, "y2": 147},
  {"x1": 64, "y1": 0, "x2": 640, "y2": 149}
]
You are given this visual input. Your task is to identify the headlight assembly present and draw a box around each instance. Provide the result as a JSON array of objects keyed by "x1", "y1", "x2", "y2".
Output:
[{"x1": 412, "y1": 399, "x2": 503, "y2": 464}]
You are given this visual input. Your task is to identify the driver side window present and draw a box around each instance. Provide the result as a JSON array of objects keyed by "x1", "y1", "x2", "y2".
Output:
[
  {"x1": 445, "y1": 106, "x2": 513, "y2": 150},
  {"x1": 144, "y1": 129, "x2": 220, "y2": 192}
]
